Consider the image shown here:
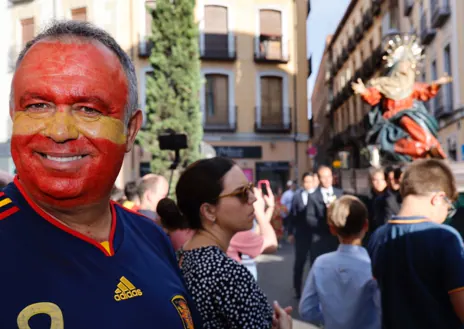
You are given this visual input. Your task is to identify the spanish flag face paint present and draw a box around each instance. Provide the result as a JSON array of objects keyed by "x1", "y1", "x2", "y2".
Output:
[{"x1": 10, "y1": 40, "x2": 131, "y2": 208}]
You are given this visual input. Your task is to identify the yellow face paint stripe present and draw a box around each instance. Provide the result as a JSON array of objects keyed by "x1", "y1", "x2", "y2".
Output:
[
  {"x1": 0, "y1": 198, "x2": 12, "y2": 208},
  {"x1": 12, "y1": 112, "x2": 127, "y2": 145}
]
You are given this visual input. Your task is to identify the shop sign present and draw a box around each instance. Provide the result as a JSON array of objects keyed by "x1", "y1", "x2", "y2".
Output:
[{"x1": 213, "y1": 146, "x2": 262, "y2": 159}]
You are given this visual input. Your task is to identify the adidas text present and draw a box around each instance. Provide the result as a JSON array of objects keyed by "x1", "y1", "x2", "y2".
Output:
[{"x1": 114, "y1": 289, "x2": 143, "y2": 301}]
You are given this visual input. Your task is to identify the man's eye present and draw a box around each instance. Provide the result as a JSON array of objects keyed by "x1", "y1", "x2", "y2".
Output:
[
  {"x1": 79, "y1": 106, "x2": 101, "y2": 116},
  {"x1": 25, "y1": 103, "x2": 49, "y2": 111}
]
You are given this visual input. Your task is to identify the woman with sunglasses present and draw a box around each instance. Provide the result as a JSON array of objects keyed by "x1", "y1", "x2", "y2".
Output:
[{"x1": 157, "y1": 157, "x2": 292, "y2": 329}]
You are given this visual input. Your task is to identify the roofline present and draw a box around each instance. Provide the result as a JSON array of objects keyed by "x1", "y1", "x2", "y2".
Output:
[{"x1": 327, "y1": 0, "x2": 358, "y2": 51}]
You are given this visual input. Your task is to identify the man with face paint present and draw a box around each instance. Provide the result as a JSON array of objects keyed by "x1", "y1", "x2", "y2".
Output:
[{"x1": 0, "y1": 21, "x2": 201, "y2": 329}]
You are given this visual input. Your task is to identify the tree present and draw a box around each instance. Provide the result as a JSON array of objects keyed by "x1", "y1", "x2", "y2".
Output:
[{"x1": 137, "y1": 0, "x2": 203, "y2": 181}]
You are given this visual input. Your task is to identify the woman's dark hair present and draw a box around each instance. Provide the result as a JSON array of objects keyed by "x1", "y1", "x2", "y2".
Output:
[{"x1": 157, "y1": 157, "x2": 236, "y2": 231}]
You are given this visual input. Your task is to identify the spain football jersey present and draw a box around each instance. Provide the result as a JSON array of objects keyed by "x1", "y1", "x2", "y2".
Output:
[{"x1": 0, "y1": 178, "x2": 202, "y2": 329}]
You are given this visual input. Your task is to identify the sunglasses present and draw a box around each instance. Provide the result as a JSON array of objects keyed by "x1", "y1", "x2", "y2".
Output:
[{"x1": 218, "y1": 182, "x2": 254, "y2": 203}]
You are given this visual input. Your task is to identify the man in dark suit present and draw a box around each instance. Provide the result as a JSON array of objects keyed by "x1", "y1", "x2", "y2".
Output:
[
  {"x1": 289, "y1": 172, "x2": 316, "y2": 299},
  {"x1": 306, "y1": 165, "x2": 343, "y2": 265}
]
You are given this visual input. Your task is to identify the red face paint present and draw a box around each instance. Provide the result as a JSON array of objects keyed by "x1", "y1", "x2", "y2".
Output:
[{"x1": 11, "y1": 40, "x2": 129, "y2": 208}]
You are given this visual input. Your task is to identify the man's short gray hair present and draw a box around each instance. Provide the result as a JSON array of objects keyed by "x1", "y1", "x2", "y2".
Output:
[{"x1": 11, "y1": 20, "x2": 138, "y2": 126}]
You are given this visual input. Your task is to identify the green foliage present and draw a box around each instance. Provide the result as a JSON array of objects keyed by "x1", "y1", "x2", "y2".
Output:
[{"x1": 137, "y1": 0, "x2": 203, "y2": 180}]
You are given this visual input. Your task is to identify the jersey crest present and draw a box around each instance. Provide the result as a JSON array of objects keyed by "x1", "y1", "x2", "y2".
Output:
[{"x1": 171, "y1": 295, "x2": 195, "y2": 329}]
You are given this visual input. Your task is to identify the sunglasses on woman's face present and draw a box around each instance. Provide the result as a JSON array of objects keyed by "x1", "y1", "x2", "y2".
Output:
[{"x1": 218, "y1": 182, "x2": 254, "y2": 203}]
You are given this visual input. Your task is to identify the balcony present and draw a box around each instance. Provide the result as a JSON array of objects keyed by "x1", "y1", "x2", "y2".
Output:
[
  {"x1": 201, "y1": 33, "x2": 236, "y2": 61},
  {"x1": 347, "y1": 36, "x2": 356, "y2": 53},
  {"x1": 330, "y1": 63, "x2": 337, "y2": 79},
  {"x1": 355, "y1": 25, "x2": 363, "y2": 41},
  {"x1": 341, "y1": 49, "x2": 349, "y2": 61},
  {"x1": 138, "y1": 38, "x2": 154, "y2": 58},
  {"x1": 255, "y1": 107, "x2": 292, "y2": 133},
  {"x1": 420, "y1": 14, "x2": 436, "y2": 45},
  {"x1": 373, "y1": 46, "x2": 385, "y2": 68},
  {"x1": 434, "y1": 90, "x2": 453, "y2": 119},
  {"x1": 363, "y1": 9, "x2": 373, "y2": 29},
  {"x1": 307, "y1": 56, "x2": 312, "y2": 78},
  {"x1": 8, "y1": 0, "x2": 34, "y2": 4},
  {"x1": 431, "y1": 0, "x2": 451, "y2": 28},
  {"x1": 363, "y1": 57, "x2": 374, "y2": 78},
  {"x1": 254, "y1": 36, "x2": 289, "y2": 63},
  {"x1": 372, "y1": 0, "x2": 382, "y2": 16},
  {"x1": 203, "y1": 106, "x2": 238, "y2": 132},
  {"x1": 404, "y1": 0, "x2": 413, "y2": 16},
  {"x1": 336, "y1": 56, "x2": 343, "y2": 71}
]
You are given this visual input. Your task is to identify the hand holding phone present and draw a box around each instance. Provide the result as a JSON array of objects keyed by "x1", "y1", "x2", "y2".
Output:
[{"x1": 257, "y1": 180, "x2": 275, "y2": 209}]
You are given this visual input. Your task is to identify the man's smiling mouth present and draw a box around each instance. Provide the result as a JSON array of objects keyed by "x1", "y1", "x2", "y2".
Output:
[{"x1": 37, "y1": 152, "x2": 89, "y2": 162}]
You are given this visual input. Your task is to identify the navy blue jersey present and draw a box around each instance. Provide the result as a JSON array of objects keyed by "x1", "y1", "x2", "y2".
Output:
[
  {"x1": 0, "y1": 179, "x2": 202, "y2": 329},
  {"x1": 368, "y1": 216, "x2": 464, "y2": 329}
]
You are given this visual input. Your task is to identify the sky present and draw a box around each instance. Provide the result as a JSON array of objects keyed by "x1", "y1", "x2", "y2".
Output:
[{"x1": 306, "y1": 0, "x2": 351, "y2": 119}]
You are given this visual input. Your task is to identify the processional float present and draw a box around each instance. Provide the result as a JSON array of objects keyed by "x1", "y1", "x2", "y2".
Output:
[{"x1": 352, "y1": 33, "x2": 452, "y2": 166}]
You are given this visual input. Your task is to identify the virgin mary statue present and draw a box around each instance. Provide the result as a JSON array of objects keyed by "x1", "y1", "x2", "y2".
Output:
[{"x1": 352, "y1": 33, "x2": 452, "y2": 163}]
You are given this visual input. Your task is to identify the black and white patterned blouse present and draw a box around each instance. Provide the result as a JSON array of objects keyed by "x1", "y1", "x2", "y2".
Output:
[{"x1": 178, "y1": 246, "x2": 273, "y2": 329}]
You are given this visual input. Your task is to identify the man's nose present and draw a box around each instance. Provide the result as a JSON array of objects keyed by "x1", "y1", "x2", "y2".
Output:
[{"x1": 43, "y1": 109, "x2": 79, "y2": 142}]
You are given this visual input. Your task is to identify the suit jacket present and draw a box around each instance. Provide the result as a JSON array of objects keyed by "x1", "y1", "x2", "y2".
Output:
[
  {"x1": 373, "y1": 188, "x2": 402, "y2": 227},
  {"x1": 288, "y1": 188, "x2": 311, "y2": 237},
  {"x1": 306, "y1": 187, "x2": 343, "y2": 236}
]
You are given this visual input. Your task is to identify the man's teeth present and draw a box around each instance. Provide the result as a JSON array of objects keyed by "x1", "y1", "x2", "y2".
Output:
[{"x1": 45, "y1": 155, "x2": 83, "y2": 162}]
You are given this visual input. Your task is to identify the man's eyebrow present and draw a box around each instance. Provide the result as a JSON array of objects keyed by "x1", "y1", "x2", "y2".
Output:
[{"x1": 18, "y1": 92, "x2": 109, "y2": 107}]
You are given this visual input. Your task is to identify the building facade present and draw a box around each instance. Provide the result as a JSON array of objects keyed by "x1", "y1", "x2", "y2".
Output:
[
  {"x1": 310, "y1": 35, "x2": 331, "y2": 169},
  {"x1": 5, "y1": 0, "x2": 310, "y2": 190},
  {"x1": 312, "y1": 0, "x2": 464, "y2": 168}
]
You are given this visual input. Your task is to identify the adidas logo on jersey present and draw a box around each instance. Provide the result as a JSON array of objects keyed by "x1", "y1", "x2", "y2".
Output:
[{"x1": 114, "y1": 276, "x2": 143, "y2": 302}]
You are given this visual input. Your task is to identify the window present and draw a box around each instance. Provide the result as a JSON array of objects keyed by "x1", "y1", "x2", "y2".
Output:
[
  {"x1": 258, "y1": 9, "x2": 283, "y2": 59},
  {"x1": 204, "y1": 6, "x2": 228, "y2": 56},
  {"x1": 431, "y1": 60, "x2": 438, "y2": 113},
  {"x1": 260, "y1": 76, "x2": 283, "y2": 126},
  {"x1": 350, "y1": 97, "x2": 356, "y2": 124},
  {"x1": 447, "y1": 136, "x2": 457, "y2": 161},
  {"x1": 71, "y1": 7, "x2": 87, "y2": 21},
  {"x1": 444, "y1": 44, "x2": 453, "y2": 112},
  {"x1": 204, "y1": 74, "x2": 229, "y2": 125},
  {"x1": 346, "y1": 68, "x2": 352, "y2": 82},
  {"x1": 21, "y1": 18, "x2": 34, "y2": 48}
]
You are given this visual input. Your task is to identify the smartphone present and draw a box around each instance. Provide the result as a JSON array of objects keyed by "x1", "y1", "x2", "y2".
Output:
[{"x1": 257, "y1": 180, "x2": 270, "y2": 195}]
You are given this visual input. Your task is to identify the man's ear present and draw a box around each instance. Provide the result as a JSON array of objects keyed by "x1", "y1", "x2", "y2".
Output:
[{"x1": 125, "y1": 109, "x2": 143, "y2": 153}]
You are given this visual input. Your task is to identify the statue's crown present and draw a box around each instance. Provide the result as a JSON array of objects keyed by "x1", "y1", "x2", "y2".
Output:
[{"x1": 382, "y1": 33, "x2": 425, "y2": 72}]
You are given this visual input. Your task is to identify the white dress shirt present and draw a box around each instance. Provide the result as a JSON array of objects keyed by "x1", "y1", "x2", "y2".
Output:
[
  {"x1": 302, "y1": 188, "x2": 316, "y2": 206},
  {"x1": 320, "y1": 186, "x2": 335, "y2": 205}
]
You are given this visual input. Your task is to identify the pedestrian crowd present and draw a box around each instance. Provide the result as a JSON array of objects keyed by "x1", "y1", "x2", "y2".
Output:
[{"x1": 285, "y1": 160, "x2": 464, "y2": 329}]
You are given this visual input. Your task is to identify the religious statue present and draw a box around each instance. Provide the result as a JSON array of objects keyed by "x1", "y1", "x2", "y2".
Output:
[{"x1": 352, "y1": 33, "x2": 452, "y2": 163}]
